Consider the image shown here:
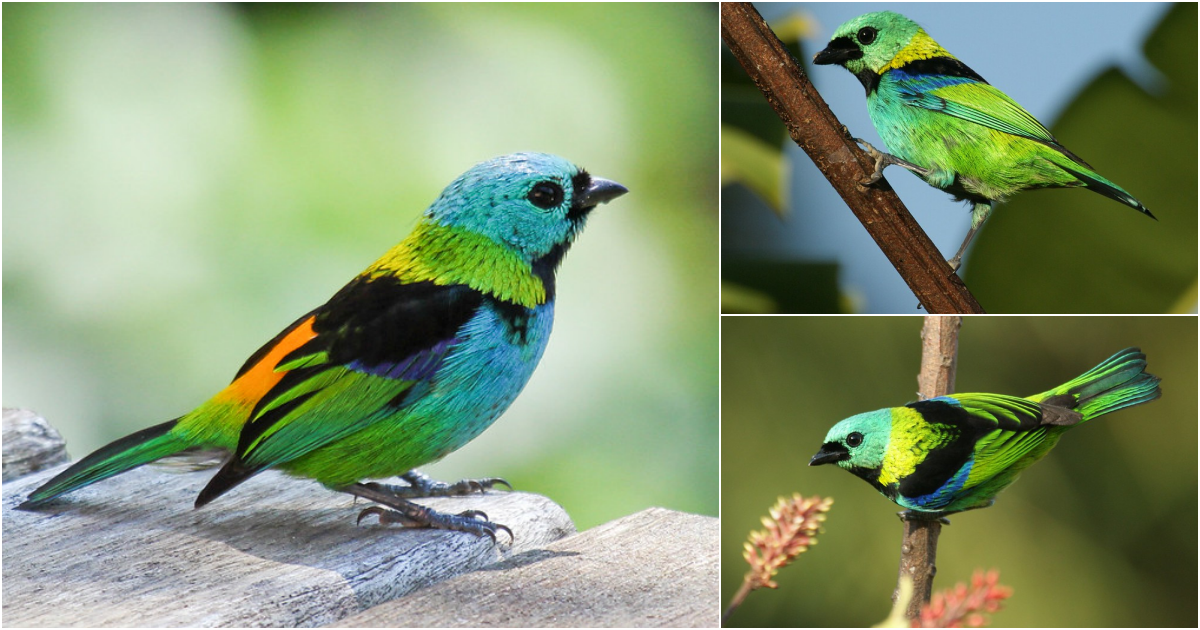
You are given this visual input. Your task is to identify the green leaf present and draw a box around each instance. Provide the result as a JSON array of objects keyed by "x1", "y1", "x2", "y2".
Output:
[{"x1": 721, "y1": 124, "x2": 788, "y2": 215}]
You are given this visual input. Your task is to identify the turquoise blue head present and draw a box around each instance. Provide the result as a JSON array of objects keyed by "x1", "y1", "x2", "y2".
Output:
[
  {"x1": 424, "y1": 153, "x2": 627, "y2": 263},
  {"x1": 812, "y1": 11, "x2": 925, "y2": 78},
  {"x1": 810, "y1": 408, "x2": 892, "y2": 472}
]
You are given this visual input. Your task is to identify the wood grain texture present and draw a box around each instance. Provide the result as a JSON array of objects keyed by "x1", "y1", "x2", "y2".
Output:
[
  {"x1": 3, "y1": 463, "x2": 574, "y2": 627},
  {"x1": 2, "y1": 408, "x2": 69, "y2": 482},
  {"x1": 333, "y1": 507, "x2": 720, "y2": 628}
]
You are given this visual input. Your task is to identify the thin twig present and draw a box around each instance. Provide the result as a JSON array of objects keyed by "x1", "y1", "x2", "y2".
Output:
[
  {"x1": 722, "y1": 581, "x2": 753, "y2": 624},
  {"x1": 720, "y1": 3, "x2": 985, "y2": 314},
  {"x1": 894, "y1": 315, "x2": 962, "y2": 618}
]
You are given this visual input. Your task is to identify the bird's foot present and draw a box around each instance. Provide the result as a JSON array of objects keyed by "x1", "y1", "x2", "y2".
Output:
[
  {"x1": 367, "y1": 470, "x2": 511, "y2": 499},
  {"x1": 897, "y1": 510, "x2": 951, "y2": 525},
  {"x1": 357, "y1": 504, "x2": 512, "y2": 542},
  {"x1": 345, "y1": 482, "x2": 513, "y2": 543},
  {"x1": 853, "y1": 138, "x2": 931, "y2": 186}
]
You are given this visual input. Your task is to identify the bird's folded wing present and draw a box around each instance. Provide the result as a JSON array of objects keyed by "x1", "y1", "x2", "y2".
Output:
[
  {"x1": 944, "y1": 393, "x2": 1060, "y2": 488},
  {"x1": 232, "y1": 278, "x2": 483, "y2": 469},
  {"x1": 930, "y1": 393, "x2": 1046, "y2": 431},
  {"x1": 893, "y1": 73, "x2": 1059, "y2": 146},
  {"x1": 966, "y1": 426, "x2": 1053, "y2": 486}
]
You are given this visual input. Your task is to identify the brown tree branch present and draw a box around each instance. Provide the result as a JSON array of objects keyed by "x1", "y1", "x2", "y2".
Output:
[
  {"x1": 917, "y1": 316, "x2": 961, "y2": 399},
  {"x1": 894, "y1": 315, "x2": 962, "y2": 618},
  {"x1": 720, "y1": 3, "x2": 985, "y2": 314}
]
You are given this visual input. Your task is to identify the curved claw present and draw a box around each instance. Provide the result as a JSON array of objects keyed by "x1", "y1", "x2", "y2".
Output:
[
  {"x1": 471, "y1": 519, "x2": 514, "y2": 544},
  {"x1": 446, "y1": 476, "x2": 509, "y2": 495},
  {"x1": 853, "y1": 138, "x2": 889, "y2": 187},
  {"x1": 478, "y1": 477, "x2": 513, "y2": 491},
  {"x1": 429, "y1": 509, "x2": 513, "y2": 544},
  {"x1": 357, "y1": 507, "x2": 376, "y2": 526},
  {"x1": 357, "y1": 505, "x2": 418, "y2": 528},
  {"x1": 357, "y1": 506, "x2": 382, "y2": 526},
  {"x1": 860, "y1": 173, "x2": 884, "y2": 187},
  {"x1": 353, "y1": 500, "x2": 513, "y2": 544}
]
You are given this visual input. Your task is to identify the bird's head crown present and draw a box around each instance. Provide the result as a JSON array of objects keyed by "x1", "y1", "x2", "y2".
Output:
[
  {"x1": 367, "y1": 153, "x2": 626, "y2": 308},
  {"x1": 814, "y1": 11, "x2": 952, "y2": 76},
  {"x1": 423, "y1": 153, "x2": 626, "y2": 263}
]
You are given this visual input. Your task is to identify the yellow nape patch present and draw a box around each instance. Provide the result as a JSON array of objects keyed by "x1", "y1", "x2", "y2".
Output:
[
  {"x1": 367, "y1": 222, "x2": 546, "y2": 308},
  {"x1": 881, "y1": 29, "x2": 955, "y2": 73},
  {"x1": 877, "y1": 406, "x2": 959, "y2": 486}
]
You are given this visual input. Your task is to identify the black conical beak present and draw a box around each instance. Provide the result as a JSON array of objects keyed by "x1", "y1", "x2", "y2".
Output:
[
  {"x1": 812, "y1": 36, "x2": 862, "y2": 66},
  {"x1": 809, "y1": 443, "x2": 849, "y2": 466},
  {"x1": 580, "y1": 177, "x2": 628, "y2": 208}
]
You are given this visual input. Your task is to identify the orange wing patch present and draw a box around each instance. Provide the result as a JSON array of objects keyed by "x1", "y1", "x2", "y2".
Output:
[{"x1": 216, "y1": 315, "x2": 318, "y2": 408}]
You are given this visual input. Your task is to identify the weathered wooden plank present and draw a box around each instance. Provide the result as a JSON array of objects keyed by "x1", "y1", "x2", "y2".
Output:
[
  {"x1": 2, "y1": 408, "x2": 69, "y2": 482},
  {"x1": 3, "y1": 464, "x2": 574, "y2": 627},
  {"x1": 331, "y1": 507, "x2": 721, "y2": 628}
]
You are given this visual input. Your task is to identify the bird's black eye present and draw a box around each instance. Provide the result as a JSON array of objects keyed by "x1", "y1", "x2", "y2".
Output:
[
  {"x1": 846, "y1": 432, "x2": 864, "y2": 448},
  {"x1": 528, "y1": 181, "x2": 564, "y2": 209},
  {"x1": 857, "y1": 27, "x2": 877, "y2": 45}
]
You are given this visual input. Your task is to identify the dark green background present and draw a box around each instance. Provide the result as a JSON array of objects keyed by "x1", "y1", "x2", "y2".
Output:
[{"x1": 722, "y1": 316, "x2": 1197, "y2": 626}]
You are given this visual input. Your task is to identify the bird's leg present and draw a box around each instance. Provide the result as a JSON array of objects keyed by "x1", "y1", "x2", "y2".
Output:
[
  {"x1": 947, "y1": 202, "x2": 992, "y2": 272},
  {"x1": 345, "y1": 482, "x2": 513, "y2": 542},
  {"x1": 854, "y1": 138, "x2": 932, "y2": 186},
  {"x1": 366, "y1": 470, "x2": 511, "y2": 499},
  {"x1": 897, "y1": 510, "x2": 951, "y2": 526}
]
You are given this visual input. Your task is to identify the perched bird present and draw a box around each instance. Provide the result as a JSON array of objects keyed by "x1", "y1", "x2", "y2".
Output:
[
  {"x1": 20, "y1": 153, "x2": 628, "y2": 540},
  {"x1": 810, "y1": 348, "x2": 1160, "y2": 517},
  {"x1": 813, "y1": 11, "x2": 1154, "y2": 271}
]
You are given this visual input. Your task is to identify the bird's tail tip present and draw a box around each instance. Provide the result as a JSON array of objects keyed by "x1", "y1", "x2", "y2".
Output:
[
  {"x1": 19, "y1": 418, "x2": 186, "y2": 508},
  {"x1": 1058, "y1": 162, "x2": 1153, "y2": 220},
  {"x1": 1051, "y1": 348, "x2": 1161, "y2": 420}
]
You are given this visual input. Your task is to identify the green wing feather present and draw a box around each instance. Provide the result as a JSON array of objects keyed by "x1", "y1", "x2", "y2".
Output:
[
  {"x1": 898, "y1": 77, "x2": 1061, "y2": 146},
  {"x1": 924, "y1": 82, "x2": 1056, "y2": 142},
  {"x1": 233, "y1": 279, "x2": 477, "y2": 469},
  {"x1": 940, "y1": 392, "x2": 1045, "y2": 430},
  {"x1": 939, "y1": 393, "x2": 1063, "y2": 489},
  {"x1": 193, "y1": 278, "x2": 481, "y2": 507},
  {"x1": 966, "y1": 426, "x2": 1054, "y2": 486},
  {"x1": 239, "y1": 362, "x2": 420, "y2": 469}
]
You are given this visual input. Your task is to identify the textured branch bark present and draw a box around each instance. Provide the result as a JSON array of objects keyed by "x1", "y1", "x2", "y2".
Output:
[
  {"x1": 720, "y1": 3, "x2": 985, "y2": 314},
  {"x1": 894, "y1": 315, "x2": 962, "y2": 618},
  {"x1": 917, "y1": 316, "x2": 961, "y2": 400}
]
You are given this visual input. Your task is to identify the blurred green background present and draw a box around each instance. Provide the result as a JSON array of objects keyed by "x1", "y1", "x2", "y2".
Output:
[
  {"x1": 722, "y1": 316, "x2": 1197, "y2": 626},
  {"x1": 3, "y1": 3, "x2": 718, "y2": 529}
]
